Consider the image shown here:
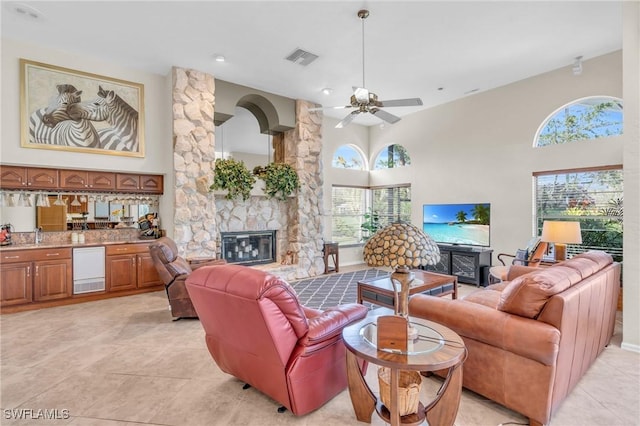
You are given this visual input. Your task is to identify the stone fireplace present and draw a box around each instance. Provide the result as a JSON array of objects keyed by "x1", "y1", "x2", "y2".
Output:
[
  {"x1": 220, "y1": 230, "x2": 276, "y2": 266},
  {"x1": 172, "y1": 67, "x2": 325, "y2": 281}
]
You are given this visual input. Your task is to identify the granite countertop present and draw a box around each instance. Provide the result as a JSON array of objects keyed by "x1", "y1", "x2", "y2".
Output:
[{"x1": 0, "y1": 239, "x2": 156, "y2": 251}]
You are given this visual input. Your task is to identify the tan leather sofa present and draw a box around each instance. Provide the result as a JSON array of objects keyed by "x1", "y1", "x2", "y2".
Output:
[{"x1": 409, "y1": 251, "x2": 620, "y2": 426}]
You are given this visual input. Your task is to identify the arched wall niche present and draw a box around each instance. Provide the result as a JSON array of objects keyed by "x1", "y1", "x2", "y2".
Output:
[{"x1": 214, "y1": 79, "x2": 295, "y2": 133}]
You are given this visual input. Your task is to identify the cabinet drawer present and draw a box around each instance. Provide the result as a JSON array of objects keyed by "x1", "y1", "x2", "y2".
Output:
[
  {"x1": 105, "y1": 243, "x2": 149, "y2": 256},
  {"x1": 1, "y1": 248, "x2": 71, "y2": 263}
]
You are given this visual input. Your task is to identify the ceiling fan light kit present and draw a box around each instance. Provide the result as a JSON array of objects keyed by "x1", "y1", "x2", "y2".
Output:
[{"x1": 319, "y1": 9, "x2": 423, "y2": 128}]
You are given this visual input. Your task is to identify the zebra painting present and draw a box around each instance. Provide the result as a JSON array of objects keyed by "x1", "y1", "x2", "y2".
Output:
[
  {"x1": 69, "y1": 85, "x2": 139, "y2": 152},
  {"x1": 28, "y1": 84, "x2": 101, "y2": 148}
]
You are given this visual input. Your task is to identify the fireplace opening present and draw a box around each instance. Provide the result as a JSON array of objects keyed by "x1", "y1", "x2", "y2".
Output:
[{"x1": 220, "y1": 230, "x2": 276, "y2": 266}]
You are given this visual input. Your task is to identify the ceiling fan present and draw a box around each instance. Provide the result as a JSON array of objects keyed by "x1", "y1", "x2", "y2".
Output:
[{"x1": 314, "y1": 9, "x2": 423, "y2": 128}]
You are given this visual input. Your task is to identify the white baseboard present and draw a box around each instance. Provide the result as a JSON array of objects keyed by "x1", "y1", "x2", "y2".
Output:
[{"x1": 621, "y1": 342, "x2": 640, "y2": 353}]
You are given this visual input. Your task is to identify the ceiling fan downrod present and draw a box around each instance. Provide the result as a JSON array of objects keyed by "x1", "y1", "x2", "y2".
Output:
[{"x1": 358, "y1": 9, "x2": 369, "y2": 89}]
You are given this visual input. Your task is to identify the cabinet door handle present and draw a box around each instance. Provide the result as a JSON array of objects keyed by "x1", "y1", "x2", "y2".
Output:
[
  {"x1": 46, "y1": 253, "x2": 60, "y2": 257},
  {"x1": 116, "y1": 248, "x2": 128, "y2": 252},
  {"x1": 4, "y1": 255, "x2": 19, "y2": 259},
  {"x1": 26, "y1": 266, "x2": 30, "y2": 277},
  {"x1": 138, "y1": 257, "x2": 141, "y2": 267},
  {"x1": 35, "y1": 265, "x2": 39, "y2": 276},
  {"x1": 131, "y1": 258, "x2": 135, "y2": 267}
]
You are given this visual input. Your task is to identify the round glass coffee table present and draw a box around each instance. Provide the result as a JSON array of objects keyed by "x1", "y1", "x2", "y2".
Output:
[{"x1": 342, "y1": 313, "x2": 467, "y2": 426}]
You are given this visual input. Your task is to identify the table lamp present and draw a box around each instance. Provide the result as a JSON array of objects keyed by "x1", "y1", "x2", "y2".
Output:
[
  {"x1": 541, "y1": 220, "x2": 582, "y2": 261},
  {"x1": 363, "y1": 221, "x2": 440, "y2": 323}
]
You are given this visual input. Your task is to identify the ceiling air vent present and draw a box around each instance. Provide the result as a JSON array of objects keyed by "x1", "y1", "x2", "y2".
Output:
[{"x1": 285, "y1": 48, "x2": 319, "y2": 66}]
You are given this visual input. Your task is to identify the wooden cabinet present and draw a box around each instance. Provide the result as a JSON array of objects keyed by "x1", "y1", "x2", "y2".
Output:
[
  {"x1": 33, "y1": 258, "x2": 73, "y2": 302},
  {"x1": 1, "y1": 242, "x2": 162, "y2": 311},
  {"x1": 1, "y1": 165, "x2": 163, "y2": 195},
  {"x1": 0, "y1": 248, "x2": 72, "y2": 307},
  {"x1": 116, "y1": 173, "x2": 163, "y2": 193},
  {"x1": 60, "y1": 170, "x2": 116, "y2": 191},
  {"x1": 137, "y1": 252, "x2": 162, "y2": 288},
  {"x1": 0, "y1": 165, "x2": 58, "y2": 190},
  {"x1": 423, "y1": 245, "x2": 493, "y2": 287},
  {"x1": 106, "y1": 243, "x2": 162, "y2": 291},
  {"x1": 0, "y1": 261, "x2": 32, "y2": 306}
]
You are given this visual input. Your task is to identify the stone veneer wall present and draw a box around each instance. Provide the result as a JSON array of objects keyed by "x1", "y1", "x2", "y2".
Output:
[
  {"x1": 172, "y1": 67, "x2": 217, "y2": 258},
  {"x1": 172, "y1": 67, "x2": 324, "y2": 280},
  {"x1": 282, "y1": 100, "x2": 325, "y2": 278}
]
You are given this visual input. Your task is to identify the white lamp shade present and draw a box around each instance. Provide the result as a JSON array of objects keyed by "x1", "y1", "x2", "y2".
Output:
[{"x1": 541, "y1": 221, "x2": 582, "y2": 244}]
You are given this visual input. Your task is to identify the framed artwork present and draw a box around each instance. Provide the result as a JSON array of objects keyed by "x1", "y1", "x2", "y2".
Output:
[{"x1": 20, "y1": 58, "x2": 145, "y2": 157}]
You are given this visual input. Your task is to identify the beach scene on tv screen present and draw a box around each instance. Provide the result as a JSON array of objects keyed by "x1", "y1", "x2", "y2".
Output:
[{"x1": 423, "y1": 203, "x2": 490, "y2": 246}]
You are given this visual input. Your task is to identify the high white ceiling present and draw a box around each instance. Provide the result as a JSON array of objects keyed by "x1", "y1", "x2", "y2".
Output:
[{"x1": 1, "y1": 1, "x2": 623, "y2": 127}]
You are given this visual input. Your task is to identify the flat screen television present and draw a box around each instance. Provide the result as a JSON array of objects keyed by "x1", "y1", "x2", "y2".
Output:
[{"x1": 422, "y1": 203, "x2": 491, "y2": 247}]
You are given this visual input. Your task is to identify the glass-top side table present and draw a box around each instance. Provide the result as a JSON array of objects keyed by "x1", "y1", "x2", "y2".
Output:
[
  {"x1": 342, "y1": 313, "x2": 467, "y2": 426},
  {"x1": 360, "y1": 321, "x2": 445, "y2": 355}
]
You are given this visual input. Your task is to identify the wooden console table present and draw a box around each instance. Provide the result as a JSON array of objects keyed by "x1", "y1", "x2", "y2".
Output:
[{"x1": 323, "y1": 242, "x2": 339, "y2": 274}]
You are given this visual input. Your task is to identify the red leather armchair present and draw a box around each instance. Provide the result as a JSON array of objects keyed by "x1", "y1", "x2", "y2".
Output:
[
  {"x1": 149, "y1": 237, "x2": 225, "y2": 319},
  {"x1": 185, "y1": 264, "x2": 368, "y2": 415}
]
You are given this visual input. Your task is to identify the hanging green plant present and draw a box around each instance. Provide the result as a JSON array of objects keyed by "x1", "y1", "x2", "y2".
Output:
[
  {"x1": 210, "y1": 158, "x2": 255, "y2": 201},
  {"x1": 253, "y1": 162, "x2": 300, "y2": 201}
]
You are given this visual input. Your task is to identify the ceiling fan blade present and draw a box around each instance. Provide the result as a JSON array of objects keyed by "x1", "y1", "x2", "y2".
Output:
[
  {"x1": 370, "y1": 108, "x2": 401, "y2": 124},
  {"x1": 307, "y1": 105, "x2": 353, "y2": 112},
  {"x1": 376, "y1": 98, "x2": 423, "y2": 108},
  {"x1": 335, "y1": 110, "x2": 361, "y2": 128}
]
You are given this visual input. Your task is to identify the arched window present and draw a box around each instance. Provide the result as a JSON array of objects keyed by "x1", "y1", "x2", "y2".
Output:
[
  {"x1": 535, "y1": 96, "x2": 623, "y2": 147},
  {"x1": 332, "y1": 144, "x2": 365, "y2": 170},
  {"x1": 373, "y1": 144, "x2": 411, "y2": 169}
]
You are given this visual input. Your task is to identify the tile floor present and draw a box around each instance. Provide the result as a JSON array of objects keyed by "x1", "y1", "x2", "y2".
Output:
[{"x1": 1, "y1": 275, "x2": 638, "y2": 426}]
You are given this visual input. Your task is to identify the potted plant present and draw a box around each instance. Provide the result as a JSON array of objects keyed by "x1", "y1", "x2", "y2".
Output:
[
  {"x1": 253, "y1": 162, "x2": 300, "y2": 201},
  {"x1": 210, "y1": 158, "x2": 255, "y2": 201},
  {"x1": 361, "y1": 208, "x2": 381, "y2": 241}
]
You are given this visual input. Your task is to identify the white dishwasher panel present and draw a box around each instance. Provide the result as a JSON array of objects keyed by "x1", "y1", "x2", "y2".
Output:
[{"x1": 73, "y1": 246, "x2": 106, "y2": 294}]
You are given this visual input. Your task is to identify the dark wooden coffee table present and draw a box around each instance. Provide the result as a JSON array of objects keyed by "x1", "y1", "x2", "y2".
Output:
[{"x1": 357, "y1": 269, "x2": 457, "y2": 309}]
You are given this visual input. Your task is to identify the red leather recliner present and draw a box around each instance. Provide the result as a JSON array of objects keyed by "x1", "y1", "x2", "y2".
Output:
[{"x1": 185, "y1": 264, "x2": 368, "y2": 415}]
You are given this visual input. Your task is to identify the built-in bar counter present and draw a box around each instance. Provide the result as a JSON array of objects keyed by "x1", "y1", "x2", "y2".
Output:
[{"x1": 0, "y1": 233, "x2": 164, "y2": 313}]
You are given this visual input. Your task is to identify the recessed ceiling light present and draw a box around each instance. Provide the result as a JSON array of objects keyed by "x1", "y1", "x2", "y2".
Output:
[
  {"x1": 214, "y1": 55, "x2": 226, "y2": 62},
  {"x1": 321, "y1": 88, "x2": 333, "y2": 95},
  {"x1": 12, "y1": 2, "x2": 43, "y2": 20}
]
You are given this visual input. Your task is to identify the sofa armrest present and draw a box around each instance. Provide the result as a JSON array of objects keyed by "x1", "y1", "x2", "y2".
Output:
[
  {"x1": 506, "y1": 265, "x2": 538, "y2": 280},
  {"x1": 189, "y1": 258, "x2": 227, "y2": 270},
  {"x1": 301, "y1": 303, "x2": 368, "y2": 346},
  {"x1": 409, "y1": 295, "x2": 560, "y2": 365}
]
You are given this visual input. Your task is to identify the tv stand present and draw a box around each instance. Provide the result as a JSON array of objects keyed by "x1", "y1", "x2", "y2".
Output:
[{"x1": 422, "y1": 244, "x2": 493, "y2": 287}]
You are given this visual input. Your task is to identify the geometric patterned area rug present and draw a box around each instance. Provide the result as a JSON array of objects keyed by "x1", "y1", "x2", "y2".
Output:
[{"x1": 290, "y1": 268, "x2": 389, "y2": 310}]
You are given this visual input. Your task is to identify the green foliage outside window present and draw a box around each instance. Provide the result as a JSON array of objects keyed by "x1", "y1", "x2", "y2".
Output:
[{"x1": 537, "y1": 98, "x2": 623, "y2": 147}]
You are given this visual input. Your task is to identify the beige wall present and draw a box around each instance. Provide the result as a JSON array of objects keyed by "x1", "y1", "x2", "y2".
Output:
[
  {"x1": 622, "y1": 2, "x2": 640, "y2": 351},
  {"x1": 1, "y1": 38, "x2": 174, "y2": 235},
  {"x1": 323, "y1": 50, "x2": 638, "y2": 350}
]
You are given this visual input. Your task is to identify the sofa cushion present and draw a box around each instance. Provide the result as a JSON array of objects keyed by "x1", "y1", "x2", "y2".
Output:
[
  {"x1": 463, "y1": 288, "x2": 502, "y2": 309},
  {"x1": 560, "y1": 250, "x2": 613, "y2": 278},
  {"x1": 497, "y1": 266, "x2": 583, "y2": 319}
]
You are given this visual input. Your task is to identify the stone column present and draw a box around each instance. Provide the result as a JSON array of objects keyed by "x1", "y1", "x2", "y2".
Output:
[
  {"x1": 172, "y1": 67, "x2": 217, "y2": 257},
  {"x1": 284, "y1": 100, "x2": 325, "y2": 277}
]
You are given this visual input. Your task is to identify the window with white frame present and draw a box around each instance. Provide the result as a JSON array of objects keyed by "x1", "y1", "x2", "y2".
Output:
[
  {"x1": 332, "y1": 144, "x2": 365, "y2": 170},
  {"x1": 534, "y1": 166, "x2": 623, "y2": 261},
  {"x1": 373, "y1": 144, "x2": 411, "y2": 169},
  {"x1": 331, "y1": 184, "x2": 411, "y2": 245},
  {"x1": 535, "y1": 96, "x2": 623, "y2": 147}
]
